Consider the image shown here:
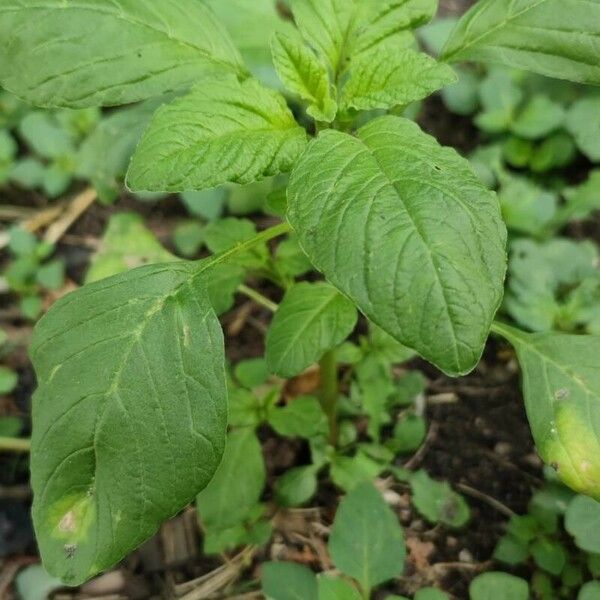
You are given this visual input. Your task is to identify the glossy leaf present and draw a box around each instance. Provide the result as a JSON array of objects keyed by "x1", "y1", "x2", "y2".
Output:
[
  {"x1": 442, "y1": 0, "x2": 600, "y2": 85},
  {"x1": 266, "y1": 282, "x2": 358, "y2": 377},
  {"x1": 127, "y1": 77, "x2": 307, "y2": 193},
  {"x1": 0, "y1": 0, "x2": 245, "y2": 108},
  {"x1": 29, "y1": 262, "x2": 227, "y2": 584},
  {"x1": 271, "y1": 31, "x2": 337, "y2": 122},
  {"x1": 341, "y1": 48, "x2": 456, "y2": 112},
  {"x1": 288, "y1": 116, "x2": 506, "y2": 376},
  {"x1": 328, "y1": 482, "x2": 405, "y2": 592},
  {"x1": 493, "y1": 323, "x2": 600, "y2": 499}
]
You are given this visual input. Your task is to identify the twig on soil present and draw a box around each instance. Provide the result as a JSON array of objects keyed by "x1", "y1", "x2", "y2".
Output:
[
  {"x1": 175, "y1": 546, "x2": 256, "y2": 599},
  {"x1": 403, "y1": 421, "x2": 440, "y2": 470},
  {"x1": 44, "y1": 187, "x2": 97, "y2": 244},
  {"x1": 0, "y1": 484, "x2": 31, "y2": 500},
  {"x1": 455, "y1": 483, "x2": 516, "y2": 518}
]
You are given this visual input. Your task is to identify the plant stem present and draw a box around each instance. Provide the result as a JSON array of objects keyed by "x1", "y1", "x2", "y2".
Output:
[
  {"x1": 238, "y1": 284, "x2": 278, "y2": 313},
  {"x1": 319, "y1": 349, "x2": 339, "y2": 445},
  {"x1": 0, "y1": 437, "x2": 31, "y2": 453},
  {"x1": 193, "y1": 221, "x2": 292, "y2": 277}
]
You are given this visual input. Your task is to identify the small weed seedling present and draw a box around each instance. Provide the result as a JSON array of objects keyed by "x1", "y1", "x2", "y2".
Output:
[{"x1": 1, "y1": 0, "x2": 600, "y2": 590}]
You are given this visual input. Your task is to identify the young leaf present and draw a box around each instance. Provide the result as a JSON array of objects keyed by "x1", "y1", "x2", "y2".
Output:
[
  {"x1": 85, "y1": 213, "x2": 176, "y2": 284},
  {"x1": 580, "y1": 582, "x2": 600, "y2": 600},
  {"x1": 268, "y1": 396, "x2": 329, "y2": 439},
  {"x1": 287, "y1": 116, "x2": 507, "y2": 376},
  {"x1": 127, "y1": 77, "x2": 307, "y2": 193},
  {"x1": 410, "y1": 471, "x2": 470, "y2": 528},
  {"x1": 266, "y1": 282, "x2": 358, "y2": 378},
  {"x1": 341, "y1": 48, "x2": 456, "y2": 112},
  {"x1": 415, "y1": 589, "x2": 450, "y2": 600},
  {"x1": 492, "y1": 323, "x2": 600, "y2": 499},
  {"x1": 565, "y1": 495, "x2": 600, "y2": 554},
  {"x1": 317, "y1": 574, "x2": 362, "y2": 600},
  {"x1": 510, "y1": 95, "x2": 565, "y2": 140},
  {"x1": 441, "y1": 0, "x2": 600, "y2": 85},
  {"x1": 271, "y1": 31, "x2": 337, "y2": 122},
  {"x1": 566, "y1": 97, "x2": 600, "y2": 162},
  {"x1": 275, "y1": 465, "x2": 319, "y2": 507},
  {"x1": 290, "y1": 0, "x2": 357, "y2": 75},
  {"x1": 328, "y1": 482, "x2": 406, "y2": 593},
  {"x1": 197, "y1": 429, "x2": 265, "y2": 532},
  {"x1": 469, "y1": 572, "x2": 528, "y2": 600},
  {"x1": 262, "y1": 562, "x2": 318, "y2": 600},
  {"x1": 29, "y1": 262, "x2": 227, "y2": 584},
  {"x1": 0, "y1": 0, "x2": 245, "y2": 108},
  {"x1": 353, "y1": 0, "x2": 439, "y2": 55}
]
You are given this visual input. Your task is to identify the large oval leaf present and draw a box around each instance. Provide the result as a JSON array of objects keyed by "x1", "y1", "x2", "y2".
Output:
[
  {"x1": 493, "y1": 323, "x2": 600, "y2": 499},
  {"x1": 287, "y1": 116, "x2": 507, "y2": 376},
  {"x1": 441, "y1": 0, "x2": 600, "y2": 85},
  {"x1": 127, "y1": 77, "x2": 307, "y2": 193},
  {"x1": 0, "y1": 0, "x2": 244, "y2": 108},
  {"x1": 29, "y1": 262, "x2": 227, "y2": 584}
]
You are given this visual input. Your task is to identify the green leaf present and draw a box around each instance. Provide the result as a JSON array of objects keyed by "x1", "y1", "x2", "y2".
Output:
[
  {"x1": 354, "y1": 0, "x2": 438, "y2": 56},
  {"x1": 275, "y1": 465, "x2": 319, "y2": 507},
  {"x1": 234, "y1": 358, "x2": 270, "y2": 389},
  {"x1": 290, "y1": 0, "x2": 356, "y2": 75},
  {"x1": 510, "y1": 95, "x2": 565, "y2": 140},
  {"x1": 0, "y1": 366, "x2": 18, "y2": 394},
  {"x1": 328, "y1": 482, "x2": 406, "y2": 592},
  {"x1": 287, "y1": 116, "x2": 506, "y2": 376},
  {"x1": 317, "y1": 574, "x2": 362, "y2": 600},
  {"x1": 266, "y1": 282, "x2": 357, "y2": 378},
  {"x1": 15, "y1": 565, "x2": 62, "y2": 600},
  {"x1": 565, "y1": 495, "x2": 600, "y2": 553},
  {"x1": 271, "y1": 31, "x2": 337, "y2": 122},
  {"x1": 268, "y1": 396, "x2": 329, "y2": 439},
  {"x1": 415, "y1": 588, "x2": 450, "y2": 600},
  {"x1": 580, "y1": 582, "x2": 600, "y2": 600},
  {"x1": 0, "y1": 0, "x2": 245, "y2": 108},
  {"x1": 410, "y1": 470, "x2": 470, "y2": 528},
  {"x1": 173, "y1": 221, "x2": 204, "y2": 258},
  {"x1": 128, "y1": 77, "x2": 306, "y2": 193},
  {"x1": 530, "y1": 538, "x2": 567, "y2": 575},
  {"x1": 469, "y1": 572, "x2": 528, "y2": 600},
  {"x1": 498, "y1": 175, "x2": 557, "y2": 237},
  {"x1": 77, "y1": 99, "x2": 163, "y2": 201},
  {"x1": 19, "y1": 112, "x2": 74, "y2": 159},
  {"x1": 330, "y1": 451, "x2": 384, "y2": 492},
  {"x1": 206, "y1": 0, "x2": 285, "y2": 85},
  {"x1": 29, "y1": 262, "x2": 227, "y2": 584},
  {"x1": 530, "y1": 132, "x2": 576, "y2": 174},
  {"x1": 441, "y1": 0, "x2": 600, "y2": 85},
  {"x1": 566, "y1": 97, "x2": 600, "y2": 162},
  {"x1": 492, "y1": 323, "x2": 600, "y2": 499},
  {"x1": 86, "y1": 213, "x2": 176, "y2": 284},
  {"x1": 262, "y1": 561, "x2": 318, "y2": 600},
  {"x1": 340, "y1": 48, "x2": 457, "y2": 112},
  {"x1": 197, "y1": 429, "x2": 265, "y2": 531},
  {"x1": 493, "y1": 534, "x2": 529, "y2": 565},
  {"x1": 559, "y1": 170, "x2": 600, "y2": 224}
]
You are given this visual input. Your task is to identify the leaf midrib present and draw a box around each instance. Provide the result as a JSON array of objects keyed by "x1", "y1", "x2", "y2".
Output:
[
  {"x1": 0, "y1": 1, "x2": 243, "y2": 73},
  {"x1": 443, "y1": 0, "x2": 549, "y2": 60}
]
